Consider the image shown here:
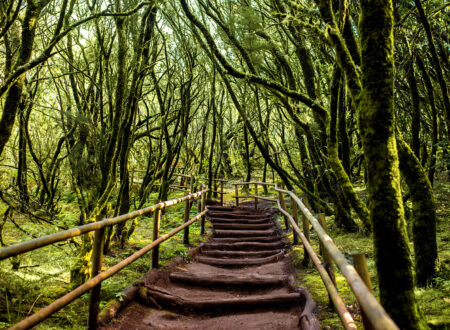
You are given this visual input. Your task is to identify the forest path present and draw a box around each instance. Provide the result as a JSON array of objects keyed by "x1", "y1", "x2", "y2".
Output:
[{"x1": 100, "y1": 205, "x2": 318, "y2": 329}]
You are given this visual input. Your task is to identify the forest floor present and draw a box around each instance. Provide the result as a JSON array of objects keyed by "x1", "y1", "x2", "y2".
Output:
[{"x1": 0, "y1": 179, "x2": 449, "y2": 329}]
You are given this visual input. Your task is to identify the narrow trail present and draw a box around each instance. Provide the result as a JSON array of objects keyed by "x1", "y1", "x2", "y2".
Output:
[{"x1": 102, "y1": 204, "x2": 318, "y2": 329}]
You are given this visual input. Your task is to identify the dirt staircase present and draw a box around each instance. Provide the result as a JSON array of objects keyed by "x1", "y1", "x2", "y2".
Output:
[{"x1": 101, "y1": 205, "x2": 318, "y2": 329}]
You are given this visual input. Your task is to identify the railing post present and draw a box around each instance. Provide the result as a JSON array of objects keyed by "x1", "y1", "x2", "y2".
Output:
[
  {"x1": 351, "y1": 252, "x2": 374, "y2": 330},
  {"x1": 301, "y1": 196, "x2": 311, "y2": 267},
  {"x1": 200, "y1": 185, "x2": 206, "y2": 235},
  {"x1": 278, "y1": 188, "x2": 289, "y2": 230},
  {"x1": 291, "y1": 190, "x2": 299, "y2": 245},
  {"x1": 189, "y1": 175, "x2": 194, "y2": 194},
  {"x1": 235, "y1": 184, "x2": 239, "y2": 206},
  {"x1": 152, "y1": 208, "x2": 161, "y2": 269},
  {"x1": 318, "y1": 213, "x2": 336, "y2": 287},
  {"x1": 220, "y1": 181, "x2": 224, "y2": 206},
  {"x1": 254, "y1": 183, "x2": 258, "y2": 209},
  {"x1": 183, "y1": 190, "x2": 190, "y2": 245},
  {"x1": 88, "y1": 227, "x2": 106, "y2": 330}
]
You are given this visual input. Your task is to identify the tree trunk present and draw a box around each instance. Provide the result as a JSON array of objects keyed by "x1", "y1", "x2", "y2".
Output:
[
  {"x1": 358, "y1": 1, "x2": 427, "y2": 327},
  {"x1": 0, "y1": 0, "x2": 42, "y2": 157},
  {"x1": 397, "y1": 134, "x2": 438, "y2": 287}
]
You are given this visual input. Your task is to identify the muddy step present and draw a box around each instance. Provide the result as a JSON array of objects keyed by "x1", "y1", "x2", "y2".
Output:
[
  {"x1": 213, "y1": 229, "x2": 275, "y2": 237},
  {"x1": 201, "y1": 249, "x2": 282, "y2": 258},
  {"x1": 210, "y1": 217, "x2": 273, "y2": 224},
  {"x1": 141, "y1": 286, "x2": 302, "y2": 313},
  {"x1": 197, "y1": 251, "x2": 284, "y2": 267},
  {"x1": 213, "y1": 223, "x2": 273, "y2": 230},
  {"x1": 202, "y1": 241, "x2": 283, "y2": 251},
  {"x1": 112, "y1": 305, "x2": 305, "y2": 330},
  {"x1": 206, "y1": 206, "x2": 235, "y2": 212},
  {"x1": 169, "y1": 272, "x2": 288, "y2": 287},
  {"x1": 211, "y1": 236, "x2": 282, "y2": 243},
  {"x1": 207, "y1": 212, "x2": 271, "y2": 219}
]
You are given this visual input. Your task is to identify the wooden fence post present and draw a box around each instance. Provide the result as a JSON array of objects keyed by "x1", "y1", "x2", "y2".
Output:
[
  {"x1": 291, "y1": 190, "x2": 299, "y2": 245},
  {"x1": 318, "y1": 213, "x2": 336, "y2": 287},
  {"x1": 254, "y1": 183, "x2": 258, "y2": 209},
  {"x1": 88, "y1": 227, "x2": 106, "y2": 330},
  {"x1": 301, "y1": 196, "x2": 311, "y2": 267},
  {"x1": 235, "y1": 184, "x2": 239, "y2": 206},
  {"x1": 189, "y1": 175, "x2": 194, "y2": 194},
  {"x1": 278, "y1": 189, "x2": 289, "y2": 230},
  {"x1": 183, "y1": 191, "x2": 190, "y2": 245},
  {"x1": 152, "y1": 208, "x2": 161, "y2": 269},
  {"x1": 351, "y1": 252, "x2": 374, "y2": 330},
  {"x1": 220, "y1": 181, "x2": 224, "y2": 206},
  {"x1": 200, "y1": 186, "x2": 206, "y2": 235}
]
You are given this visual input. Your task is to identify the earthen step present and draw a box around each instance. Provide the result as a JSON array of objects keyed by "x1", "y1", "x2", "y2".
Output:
[
  {"x1": 202, "y1": 241, "x2": 283, "y2": 251},
  {"x1": 169, "y1": 272, "x2": 288, "y2": 287},
  {"x1": 213, "y1": 223, "x2": 273, "y2": 230},
  {"x1": 207, "y1": 212, "x2": 271, "y2": 219},
  {"x1": 197, "y1": 251, "x2": 284, "y2": 266},
  {"x1": 206, "y1": 206, "x2": 235, "y2": 212},
  {"x1": 210, "y1": 217, "x2": 273, "y2": 224},
  {"x1": 211, "y1": 236, "x2": 282, "y2": 243},
  {"x1": 213, "y1": 229, "x2": 275, "y2": 237},
  {"x1": 142, "y1": 286, "x2": 302, "y2": 313},
  {"x1": 201, "y1": 249, "x2": 282, "y2": 258}
]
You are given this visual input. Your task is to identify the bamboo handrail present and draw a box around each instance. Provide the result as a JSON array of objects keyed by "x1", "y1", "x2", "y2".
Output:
[
  {"x1": 0, "y1": 189, "x2": 208, "y2": 261},
  {"x1": 9, "y1": 210, "x2": 207, "y2": 330},
  {"x1": 231, "y1": 194, "x2": 277, "y2": 202},
  {"x1": 274, "y1": 186, "x2": 398, "y2": 330},
  {"x1": 231, "y1": 181, "x2": 275, "y2": 186},
  {"x1": 277, "y1": 201, "x2": 356, "y2": 330},
  {"x1": 173, "y1": 173, "x2": 192, "y2": 178},
  {"x1": 209, "y1": 190, "x2": 227, "y2": 194}
]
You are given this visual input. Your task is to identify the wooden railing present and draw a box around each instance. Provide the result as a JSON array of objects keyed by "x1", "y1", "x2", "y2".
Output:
[
  {"x1": 0, "y1": 188, "x2": 209, "y2": 330},
  {"x1": 232, "y1": 182, "x2": 398, "y2": 330},
  {"x1": 151, "y1": 175, "x2": 228, "y2": 205}
]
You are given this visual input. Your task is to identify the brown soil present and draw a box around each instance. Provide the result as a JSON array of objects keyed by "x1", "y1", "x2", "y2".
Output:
[{"x1": 100, "y1": 205, "x2": 319, "y2": 329}]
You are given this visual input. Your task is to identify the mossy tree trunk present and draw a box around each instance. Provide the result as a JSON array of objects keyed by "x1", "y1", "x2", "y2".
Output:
[
  {"x1": 328, "y1": 66, "x2": 360, "y2": 232},
  {"x1": 358, "y1": 1, "x2": 427, "y2": 327},
  {"x1": 415, "y1": 56, "x2": 439, "y2": 186},
  {"x1": 0, "y1": 0, "x2": 44, "y2": 158},
  {"x1": 397, "y1": 133, "x2": 438, "y2": 287}
]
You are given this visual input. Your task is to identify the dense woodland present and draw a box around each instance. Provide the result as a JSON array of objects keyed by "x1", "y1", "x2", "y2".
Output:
[{"x1": 0, "y1": 0, "x2": 449, "y2": 328}]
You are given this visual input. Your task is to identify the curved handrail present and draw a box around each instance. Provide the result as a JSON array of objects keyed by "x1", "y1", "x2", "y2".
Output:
[
  {"x1": 1, "y1": 188, "x2": 209, "y2": 329},
  {"x1": 0, "y1": 189, "x2": 208, "y2": 261},
  {"x1": 277, "y1": 200, "x2": 356, "y2": 330},
  {"x1": 274, "y1": 184, "x2": 398, "y2": 330},
  {"x1": 9, "y1": 211, "x2": 207, "y2": 330}
]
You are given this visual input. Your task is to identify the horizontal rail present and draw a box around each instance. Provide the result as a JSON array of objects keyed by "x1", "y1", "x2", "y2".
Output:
[
  {"x1": 231, "y1": 181, "x2": 275, "y2": 186},
  {"x1": 0, "y1": 189, "x2": 208, "y2": 261},
  {"x1": 231, "y1": 195, "x2": 277, "y2": 202},
  {"x1": 277, "y1": 201, "x2": 356, "y2": 329},
  {"x1": 210, "y1": 190, "x2": 227, "y2": 194},
  {"x1": 173, "y1": 173, "x2": 192, "y2": 178},
  {"x1": 203, "y1": 178, "x2": 228, "y2": 182},
  {"x1": 277, "y1": 187, "x2": 398, "y2": 330},
  {"x1": 10, "y1": 210, "x2": 207, "y2": 330}
]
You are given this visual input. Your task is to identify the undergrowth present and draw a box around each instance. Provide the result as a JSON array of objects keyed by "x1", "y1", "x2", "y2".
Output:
[{"x1": 0, "y1": 190, "x2": 210, "y2": 329}]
